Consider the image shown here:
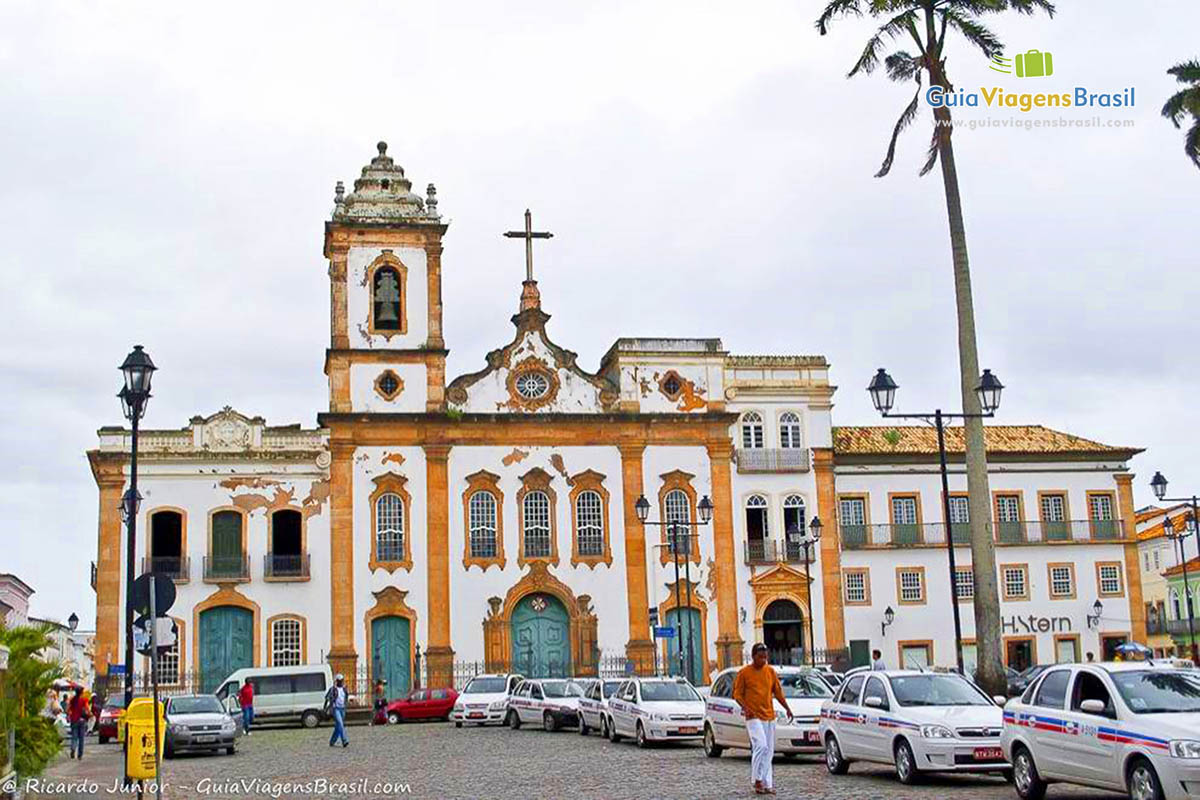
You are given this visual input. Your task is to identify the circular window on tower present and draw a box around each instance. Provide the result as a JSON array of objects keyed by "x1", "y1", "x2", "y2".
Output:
[
  {"x1": 507, "y1": 357, "x2": 560, "y2": 410},
  {"x1": 515, "y1": 371, "x2": 550, "y2": 400}
]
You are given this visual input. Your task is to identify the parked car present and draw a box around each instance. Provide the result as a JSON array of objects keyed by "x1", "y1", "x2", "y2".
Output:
[
  {"x1": 386, "y1": 687, "x2": 458, "y2": 723},
  {"x1": 505, "y1": 678, "x2": 586, "y2": 732},
  {"x1": 1002, "y1": 661, "x2": 1200, "y2": 800},
  {"x1": 165, "y1": 694, "x2": 238, "y2": 757},
  {"x1": 704, "y1": 666, "x2": 833, "y2": 758},
  {"x1": 577, "y1": 679, "x2": 623, "y2": 735},
  {"x1": 450, "y1": 673, "x2": 524, "y2": 727},
  {"x1": 1007, "y1": 665, "x2": 1052, "y2": 698},
  {"x1": 97, "y1": 696, "x2": 127, "y2": 744},
  {"x1": 215, "y1": 665, "x2": 333, "y2": 728},
  {"x1": 819, "y1": 670, "x2": 1010, "y2": 785},
  {"x1": 605, "y1": 677, "x2": 706, "y2": 748}
]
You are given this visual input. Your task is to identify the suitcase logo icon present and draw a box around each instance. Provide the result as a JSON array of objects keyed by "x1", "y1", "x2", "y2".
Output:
[{"x1": 1015, "y1": 49, "x2": 1054, "y2": 78}]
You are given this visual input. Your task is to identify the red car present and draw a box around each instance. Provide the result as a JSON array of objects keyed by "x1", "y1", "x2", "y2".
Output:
[
  {"x1": 96, "y1": 696, "x2": 127, "y2": 744},
  {"x1": 385, "y1": 688, "x2": 458, "y2": 723}
]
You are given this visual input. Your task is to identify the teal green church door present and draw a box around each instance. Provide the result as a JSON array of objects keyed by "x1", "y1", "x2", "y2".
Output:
[
  {"x1": 511, "y1": 593, "x2": 570, "y2": 678},
  {"x1": 666, "y1": 607, "x2": 704, "y2": 685},
  {"x1": 371, "y1": 616, "x2": 412, "y2": 698},
  {"x1": 199, "y1": 606, "x2": 253, "y2": 693}
]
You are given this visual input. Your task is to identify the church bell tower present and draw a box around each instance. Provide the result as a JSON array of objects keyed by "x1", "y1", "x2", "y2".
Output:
[{"x1": 323, "y1": 142, "x2": 448, "y2": 414}]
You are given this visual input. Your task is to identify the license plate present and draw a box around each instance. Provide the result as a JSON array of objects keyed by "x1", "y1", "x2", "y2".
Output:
[
  {"x1": 195, "y1": 735, "x2": 216, "y2": 743},
  {"x1": 678, "y1": 726, "x2": 699, "y2": 735},
  {"x1": 468, "y1": 713, "x2": 484, "y2": 719},
  {"x1": 806, "y1": 731, "x2": 820, "y2": 743},
  {"x1": 974, "y1": 747, "x2": 1004, "y2": 761}
]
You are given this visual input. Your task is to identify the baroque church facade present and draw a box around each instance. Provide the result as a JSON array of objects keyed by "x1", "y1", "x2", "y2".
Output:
[{"x1": 88, "y1": 144, "x2": 1147, "y2": 693}]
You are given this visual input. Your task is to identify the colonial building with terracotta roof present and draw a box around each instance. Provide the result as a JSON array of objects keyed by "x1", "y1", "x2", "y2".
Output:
[{"x1": 87, "y1": 145, "x2": 1152, "y2": 695}]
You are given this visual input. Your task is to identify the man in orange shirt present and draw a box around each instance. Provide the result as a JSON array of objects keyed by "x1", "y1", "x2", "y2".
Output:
[{"x1": 733, "y1": 643, "x2": 792, "y2": 795}]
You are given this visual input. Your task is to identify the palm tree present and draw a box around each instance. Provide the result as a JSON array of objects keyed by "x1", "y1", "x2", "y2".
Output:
[
  {"x1": 816, "y1": 0, "x2": 1054, "y2": 696},
  {"x1": 1162, "y1": 59, "x2": 1200, "y2": 169}
]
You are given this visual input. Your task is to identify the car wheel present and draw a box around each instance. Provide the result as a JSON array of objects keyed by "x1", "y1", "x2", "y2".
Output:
[
  {"x1": 99, "y1": 735, "x2": 109, "y2": 745},
  {"x1": 894, "y1": 739, "x2": 920, "y2": 785},
  {"x1": 506, "y1": 710, "x2": 521, "y2": 730},
  {"x1": 578, "y1": 716, "x2": 589, "y2": 736},
  {"x1": 454, "y1": 721, "x2": 463, "y2": 729},
  {"x1": 301, "y1": 710, "x2": 321, "y2": 729},
  {"x1": 387, "y1": 712, "x2": 401, "y2": 725},
  {"x1": 543, "y1": 711, "x2": 559, "y2": 733},
  {"x1": 600, "y1": 715, "x2": 610, "y2": 739},
  {"x1": 635, "y1": 722, "x2": 649, "y2": 749},
  {"x1": 608, "y1": 716, "x2": 622, "y2": 743},
  {"x1": 226, "y1": 746, "x2": 235, "y2": 756},
  {"x1": 1128, "y1": 758, "x2": 1165, "y2": 800},
  {"x1": 1012, "y1": 746, "x2": 1047, "y2": 800},
  {"x1": 825, "y1": 734, "x2": 849, "y2": 775},
  {"x1": 703, "y1": 724, "x2": 723, "y2": 758}
]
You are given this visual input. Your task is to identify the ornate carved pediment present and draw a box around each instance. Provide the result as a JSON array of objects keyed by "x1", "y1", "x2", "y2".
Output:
[
  {"x1": 198, "y1": 407, "x2": 260, "y2": 452},
  {"x1": 749, "y1": 563, "x2": 812, "y2": 591}
]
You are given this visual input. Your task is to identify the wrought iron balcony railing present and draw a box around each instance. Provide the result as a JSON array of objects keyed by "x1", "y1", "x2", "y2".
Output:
[
  {"x1": 744, "y1": 539, "x2": 816, "y2": 565},
  {"x1": 141, "y1": 556, "x2": 190, "y2": 581},
  {"x1": 733, "y1": 448, "x2": 810, "y2": 474},
  {"x1": 264, "y1": 552, "x2": 310, "y2": 579},
  {"x1": 1166, "y1": 618, "x2": 1199, "y2": 636},
  {"x1": 839, "y1": 519, "x2": 1127, "y2": 549},
  {"x1": 203, "y1": 555, "x2": 250, "y2": 581}
]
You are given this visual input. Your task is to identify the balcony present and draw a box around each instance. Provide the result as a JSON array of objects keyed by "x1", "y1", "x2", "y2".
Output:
[
  {"x1": 744, "y1": 539, "x2": 815, "y2": 565},
  {"x1": 838, "y1": 519, "x2": 1128, "y2": 549},
  {"x1": 141, "y1": 556, "x2": 190, "y2": 581},
  {"x1": 264, "y1": 552, "x2": 310, "y2": 580},
  {"x1": 1166, "y1": 619, "x2": 1199, "y2": 637},
  {"x1": 203, "y1": 555, "x2": 250, "y2": 582},
  {"x1": 734, "y1": 448, "x2": 810, "y2": 474}
]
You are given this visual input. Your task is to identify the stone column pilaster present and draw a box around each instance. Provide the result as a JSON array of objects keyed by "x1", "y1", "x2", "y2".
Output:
[
  {"x1": 619, "y1": 444, "x2": 654, "y2": 674},
  {"x1": 1115, "y1": 473, "x2": 1147, "y2": 642},
  {"x1": 328, "y1": 441, "x2": 358, "y2": 684},
  {"x1": 329, "y1": 246, "x2": 349, "y2": 350},
  {"x1": 424, "y1": 445, "x2": 455, "y2": 687},
  {"x1": 93, "y1": 467, "x2": 124, "y2": 678},
  {"x1": 706, "y1": 441, "x2": 744, "y2": 670},
  {"x1": 813, "y1": 448, "x2": 846, "y2": 650}
]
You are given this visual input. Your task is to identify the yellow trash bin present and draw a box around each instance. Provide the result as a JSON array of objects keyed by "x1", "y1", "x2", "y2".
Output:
[{"x1": 123, "y1": 698, "x2": 166, "y2": 781}]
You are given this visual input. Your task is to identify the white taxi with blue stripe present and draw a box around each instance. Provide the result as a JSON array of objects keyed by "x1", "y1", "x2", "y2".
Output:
[
  {"x1": 703, "y1": 665, "x2": 833, "y2": 758},
  {"x1": 604, "y1": 677, "x2": 706, "y2": 748},
  {"x1": 504, "y1": 679, "x2": 585, "y2": 732},
  {"x1": 819, "y1": 669, "x2": 1010, "y2": 784},
  {"x1": 1001, "y1": 661, "x2": 1200, "y2": 800},
  {"x1": 577, "y1": 678, "x2": 623, "y2": 736},
  {"x1": 450, "y1": 673, "x2": 523, "y2": 727}
]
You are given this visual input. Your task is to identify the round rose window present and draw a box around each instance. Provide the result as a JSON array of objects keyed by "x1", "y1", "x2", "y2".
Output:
[{"x1": 515, "y1": 371, "x2": 550, "y2": 399}]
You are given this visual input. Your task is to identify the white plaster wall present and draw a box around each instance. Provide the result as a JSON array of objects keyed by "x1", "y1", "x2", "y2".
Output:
[
  {"x1": 841, "y1": 542, "x2": 1134, "y2": 669},
  {"x1": 452, "y1": 332, "x2": 608, "y2": 414},
  {"x1": 445, "y1": 445, "x2": 627, "y2": 662},
  {"x1": 353, "y1": 446, "x2": 428, "y2": 661},
  {"x1": 114, "y1": 458, "x2": 332, "y2": 672},
  {"x1": 616, "y1": 362, "x2": 713, "y2": 414},
  {"x1": 346, "y1": 245, "x2": 428, "y2": 350},
  {"x1": 350, "y1": 362, "x2": 429, "y2": 413}
]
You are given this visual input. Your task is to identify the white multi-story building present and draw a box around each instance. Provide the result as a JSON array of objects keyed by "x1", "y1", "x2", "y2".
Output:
[{"x1": 87, "y1": 144, "x2": 1148, "y2": 692}]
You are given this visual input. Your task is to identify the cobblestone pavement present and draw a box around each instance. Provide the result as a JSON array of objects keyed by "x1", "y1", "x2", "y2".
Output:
[{"x1": 24, "y1": 722, "x2": 1126, "y2": 800}]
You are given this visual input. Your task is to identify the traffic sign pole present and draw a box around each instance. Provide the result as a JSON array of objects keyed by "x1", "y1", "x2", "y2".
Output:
[{"x1": 149, "y1": 576, "x2": 162, "y2": 797}]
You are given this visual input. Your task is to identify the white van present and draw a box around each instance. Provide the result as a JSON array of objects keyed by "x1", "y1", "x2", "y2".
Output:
[{"x1": 215, "y1": 665, "x2": 333, "y2": 728}]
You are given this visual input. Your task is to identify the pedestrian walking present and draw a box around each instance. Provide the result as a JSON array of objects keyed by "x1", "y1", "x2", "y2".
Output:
[
  {"x1": 871, "y1": 649, "x2": 886, "y2": 670},
  {"x1": 66, "y1": 686, "x2": 90, "y2": 759},
  {"x1": 325, "y1": 673, "x2": 349, "y2": 747},
  {"x1": 733, "y1": 643, "x2": 792, "y2": 795},
  {"x1": 372, "y1": 679, "x2": 388, "y2": 726},
  {"x1": 238, "y1": 678, "x2": 255, "y2": 735}
]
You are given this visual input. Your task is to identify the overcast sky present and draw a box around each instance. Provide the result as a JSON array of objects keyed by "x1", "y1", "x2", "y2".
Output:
[{"x1": 2, "y1": 1, "x2": 1197, "y2": 627}]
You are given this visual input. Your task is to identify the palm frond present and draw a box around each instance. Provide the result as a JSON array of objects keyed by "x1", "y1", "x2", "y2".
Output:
[
  {"x1": 849, "y1": 9, "x2": 920, "y2": 76},
  {"x1": 919, "y1": 126, "x2": 940, "y2": 176},
  {"x1": 940, "y1": 7, "x2": 1004, "y2": 58},
  {"x1": 1167, "y1": 59, "x2": 1200, "y2": 84},
  {"x1": 876, "y1": 80, "x2": 924, "y2": 177},
  {"x1": 1162, "y1": 89, "x2": 1191, "y2": 127},
  {"x1": 1186, "y1": 118, "x2": 1200, "y2": 170},
  {"x1": 816, "y1": 0, "x2": 865, "y2": 35},
  {"x1": 885, "y1": 51, "x2": 921, "y2": 82}
]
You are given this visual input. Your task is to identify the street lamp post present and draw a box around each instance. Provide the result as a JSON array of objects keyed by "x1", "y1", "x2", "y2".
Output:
[
  {"x1": 1160, "y1": 513, "x2": 1198, "y2": 663},
  {"x1": 867, "y1": 368, "x2": 1004, "y2": 675},
  {"x1": 117, "y1": 346, "x2": 156, "y2": 713},
  {"x1": 636, "y1": 494, "x2": 713, "y2": 684},
  {"x1": 786, "y1": 517, "x2": 823, "y2": 666}
]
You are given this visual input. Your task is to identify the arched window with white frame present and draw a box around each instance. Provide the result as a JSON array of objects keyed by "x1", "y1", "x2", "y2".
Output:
[
  {"x1": 271, "y1": 618, "x2": 303, "y2": 667},
  {"x1": 745, "y1": 494, "x2": 769, "y2": 560},
  {"x1": 469, "y1": 491, "x2": 498, "y2": 558},
  {"x1": 1171, "y1": 588, "x2": 1182, "y2": 620},
  {"x1": 782, "y1": 494, "x2": 807, "y2": 561},
  {"x1": 664, "y1": 489, "x2": 692, "y2": 556},
  {"x1": 574, "y1": 490, "x2": 604, "y2": 557},
  {"x1": 375, "y1": 493, "x2": 405, "y2": 562},
  {"x1": 523, "y1": 490, "x2": 551, "y2": 558},
  {"x1": 741, "y1": 411, "x2": 764, "y2": 449},
  {"x1": 779, "y1": 411, "x2": 803, "y2": 449}
]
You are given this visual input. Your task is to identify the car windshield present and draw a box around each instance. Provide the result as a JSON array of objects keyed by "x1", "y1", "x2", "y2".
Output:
[
  {"x1": 890, "y1": 675, "x2": 991, "y2": 707},
  {"x1": 602, "y1": 681, "x2": 622, "y2": 698},
  {"x1": 779, "y1": 673, "x2": 833, "y2": 699},
  {"x1": 103, "y1": 697, "x2": 127, "y2": 710},
  {"x1": 1111, "y1": 670, "x2": 1200, "y2": 714},
  {"x1": 542, "y1": 681, "x2": 584, "y2": 699},
  {"x1": 463, "y1": 677, "x2": 508, "y2": 694},
  {"x1": 168, "y1": 696, "x2": 224, "y2": 715},
  {"x1": 640, "y1": 682, "x2": 700, "y2": 702}
]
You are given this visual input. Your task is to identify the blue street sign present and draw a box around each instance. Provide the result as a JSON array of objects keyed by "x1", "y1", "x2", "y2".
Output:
[
  {"x1": 653, "y1": 626, "x2": 676, "y2": 639},
  {"x1": 109, "y1": 664, "x2": 126, "y2": 675}
]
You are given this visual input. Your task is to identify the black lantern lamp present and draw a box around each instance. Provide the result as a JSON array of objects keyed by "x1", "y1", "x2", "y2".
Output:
[
  {"x1": 882, "y1": 605, "x2": 896, "y2": 636},
  {"x1": 867, "y1": 368, "x2": 898, "y2": 415},
  {"x1": 976, "y1": 369, "x2": 1004, "y2": 414},
  {"x1": 809, "y1": 515, "x2": 823, "y2": 542},
  {"x1": 697, "y1": 495, "x2": 714, "y2": 525},
  {"x1": 1151, "y1": 471, "x2": 1169, "y2": 501},
  {"x1": 119, "y1": 488, "x2": 142, "y2": 523},
  {"x1": 120, "y1": 345, "x2": 157, "y2": 398},
  {"x1": 68, "y1": 612, "x2": 79, "y2": 632},
  {"x1": 634, "y1": 495, "x2": 651, "y2": 524},
  {"x1": 1088, "y1": 599, "x2": 1104, "y2": 628}
]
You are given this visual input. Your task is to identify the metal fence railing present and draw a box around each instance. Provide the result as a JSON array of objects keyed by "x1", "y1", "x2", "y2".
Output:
[
  {"x1": 734, "y1": 448, "x2": 810, "y2": 474},
  {"x1": 840, "y1": 519, "x2": 1126, "y2": 549},
  {"x1": 264, "y1": 553, "x2": 310, "y2": 579}
]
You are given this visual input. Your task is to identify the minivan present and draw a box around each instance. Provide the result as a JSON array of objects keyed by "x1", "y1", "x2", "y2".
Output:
[{"x1": 215, "y1": 664, "x2": 333, "y2": 728}]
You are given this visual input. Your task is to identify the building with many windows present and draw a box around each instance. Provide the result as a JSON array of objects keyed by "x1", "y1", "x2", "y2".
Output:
[{"x1": 87, "y1": 144, "x2": 1149, "y2": 693}]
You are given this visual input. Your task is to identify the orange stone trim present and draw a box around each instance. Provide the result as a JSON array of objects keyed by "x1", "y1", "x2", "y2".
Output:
[
  {"x1": 373, "y1": 369, "x2": 405, "y2": 402},
  {"x1": 424, "y1": 241, "x2": 445, "y2": 350},
  {"x1": 517, "y1": 467, "x2": 560, "y2": 568},
  {"x1": 88, "y1": 455, "x2": 124, "y2": 677},
  {"x1": 365, "y1": 251, "x2": 409, "y2": 339},
  {"x1": 462, "y1": 470, "x2": 506, "y2": 572},
  {"x1": 424, "y1": 445, "x2": 453, "y2": 664},
  {"x1": 657, "y1": 470, "x2": 701, "y2": 566},
  {"x1": 368, "y1": 472, "x2": 414, "y2": 572},
  {"x1": 568, "y1": 469, "x2": 613, "y2": 569},
  {"x1": 618, "y1": 444, "x2": 655, "y2": 675},
  {"x1": 364, "y1": 586, "x2": 420, "y2": 691},
  {"x1": 705, "y1": 440, "x2": 743, "y2": 670},
  {"x1": 813, "y1": 448, "x2": 845, "y2": 650},
  {"x1": 328, "y1": 442, "x2": 357, "y2": 667},
  {"x1": 1114, "y1": 473, "x2": 1146, "y2": 642},
  {"x1": 329, "y1": 245, "x2": 349, "y2": 350},
  {"x1": 192, "y1": 585, "x2": 261, "y2": 675}
]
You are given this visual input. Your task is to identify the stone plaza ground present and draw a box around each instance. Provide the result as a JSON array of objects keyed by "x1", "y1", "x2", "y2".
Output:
[{"x1": 23, "y1": 721, "x2": 1126, "y2": 800}]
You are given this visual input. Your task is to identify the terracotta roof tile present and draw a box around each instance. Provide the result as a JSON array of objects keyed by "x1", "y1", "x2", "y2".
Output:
[
  {"x1": 1164, "y1": 556, "x2": 1200, "y2": 578},
  {"x1": 832, "y1": 425, "x2": 1140, "y2": 457}
]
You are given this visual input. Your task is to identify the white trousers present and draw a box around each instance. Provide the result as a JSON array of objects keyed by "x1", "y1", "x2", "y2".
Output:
[{"x1": 746, "y1": 718, "x2": 776, "y2": 788}]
